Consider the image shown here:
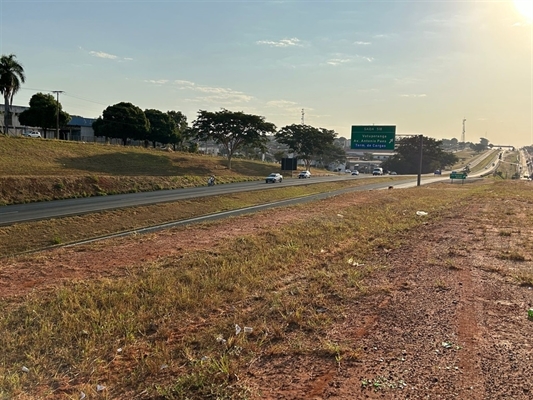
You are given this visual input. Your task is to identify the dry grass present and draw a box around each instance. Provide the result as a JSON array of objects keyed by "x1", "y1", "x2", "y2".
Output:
[{"x1": 0, "y1": 183, "x2": 489, "y2": 399}]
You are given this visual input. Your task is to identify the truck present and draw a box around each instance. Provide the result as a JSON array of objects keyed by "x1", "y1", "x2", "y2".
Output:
[{"x1": 372, "y1": 167, "x2": 383, "y2": 176}]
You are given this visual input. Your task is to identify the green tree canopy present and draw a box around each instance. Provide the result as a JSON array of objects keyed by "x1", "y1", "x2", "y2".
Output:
[
  {"x1": 144, "y1": 109, "x2": 176, "y2": 148},
  {"x1": 381, "y1": 136, "x2": 458, "y2": 174},
  {"x1": 315, "y1": 142, "x2": 347, "y2": 167},
  {"x1": 275, "y1": 124, "x2": 337, "y2": 170},
  {"x1": 0, "y1": 54, "x2": 25, "y2": 134},
  {"x1": 192, "y1": 109, "x2": 276, "y2": 169},
  {"x1": 93, "y1": 102, "x2": 149, "y2": 146},
  {"x1": 19, "y1": 92, "x2": 70, "y2": 138},
  {"x1": 167, "y1": 110, "x2": 189, "y2": 150}
]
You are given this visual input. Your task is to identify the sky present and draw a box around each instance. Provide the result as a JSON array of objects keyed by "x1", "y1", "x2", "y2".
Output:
[{"x1": 1, "y1": 0, "x2": 532, "y2": 146}]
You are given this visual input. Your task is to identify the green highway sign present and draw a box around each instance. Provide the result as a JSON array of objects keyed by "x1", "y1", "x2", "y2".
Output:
[
  {"x1": 450, "y1": 172, "x2": 467, "y2": 179},
  {"x1": 351, "y1": 125, "x2": 396, "y2": 150}
]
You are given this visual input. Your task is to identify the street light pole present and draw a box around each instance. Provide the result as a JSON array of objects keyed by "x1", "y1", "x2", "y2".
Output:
[
  {"x1": 52, "y1": 90, "x2": 63, "y2": 139},
  {"x1": 417, "y1": 134, "x2": 423, "y2": 186}
]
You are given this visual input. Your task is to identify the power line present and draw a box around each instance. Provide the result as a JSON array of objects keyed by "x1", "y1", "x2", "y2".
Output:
[{"x1": 19, "y1": 87, "x2": 108, "y2": 107}]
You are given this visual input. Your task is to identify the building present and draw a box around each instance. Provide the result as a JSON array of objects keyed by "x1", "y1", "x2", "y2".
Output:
[{"x1": 0, "y1": 105, "x2": 96, "y2": 140}]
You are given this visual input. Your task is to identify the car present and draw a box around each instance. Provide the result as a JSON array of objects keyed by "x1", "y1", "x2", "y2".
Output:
[
  {"x1": 434, "y1": 170, "x2": 441, "y2": 175},
  {"x1": 345, "y1": 169, "x2": 352, "y2": 173},
  {"x1": 265, "y1": 173, "x2": 283, "y2": 183},
  {"x1": 351, "y1": 170, "x2": 359, "y2": 176},
  {"x1": 298, "y1": 171, "x2": 311, "y2": 179},
  {"x1": 389, "y1": 171, "x2": 398, "y2": 175},
  {"x1": 23, "y1": 131, "x2": 41, "y2": 138}
]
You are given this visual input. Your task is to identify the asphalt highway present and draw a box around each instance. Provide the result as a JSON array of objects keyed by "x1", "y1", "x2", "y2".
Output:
[{"x1": 0, "y1": 174, "x2": 447, "y2": 226}]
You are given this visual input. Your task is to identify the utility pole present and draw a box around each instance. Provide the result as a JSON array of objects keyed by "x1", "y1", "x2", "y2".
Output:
[
  {"x1": 301, "y1": 109, "x2": 305, "y2": 125},
  {"x1": 52, "y1": 90, "x2": 63, "y2": 139},
  {"x1": 461, "y1": 118, "x2": 466, "y2": 145},
  {"x1": 417, "y1": 134, "x2": 423, "y2": 186}
]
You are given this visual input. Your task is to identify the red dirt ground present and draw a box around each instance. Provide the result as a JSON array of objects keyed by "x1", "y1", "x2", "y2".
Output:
[{"x1": 1, "y1": 191, "x2": 533, "y2": 399}]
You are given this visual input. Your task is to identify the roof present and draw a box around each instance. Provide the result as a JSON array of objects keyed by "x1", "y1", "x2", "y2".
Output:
[{"x1": 68, "y1": 115, "x2": 96, "y2": 127}]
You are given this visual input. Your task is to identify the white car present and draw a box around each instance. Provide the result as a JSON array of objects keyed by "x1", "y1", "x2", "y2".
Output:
[
  {"x1": 23, "y1": 131, "x2": 41, "y2": 138},
  {"x1": 298, "y1": 171, "x2": 311, "y2": 179},
  {"x1": 351, "y1": 170, "x2": 359, "y2": 176},
  {"x1": 265, "y1": 173, "x2": 283, "y2": 183}
]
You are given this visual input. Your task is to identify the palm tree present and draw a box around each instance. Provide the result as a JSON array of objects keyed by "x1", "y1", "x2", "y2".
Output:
[{"x1": 0, "y1": 54, "x2": 26, "y2": 135}]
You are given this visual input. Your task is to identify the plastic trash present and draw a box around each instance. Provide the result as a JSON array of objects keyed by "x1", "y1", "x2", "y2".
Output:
[
  {"x1": 117, "y1": 348, "x2": 122, "y2": 353},
  {"x1": 96, "y1": 384, "x2": 106, "y2": 392},
  {"x1": 235, "y1": 324, "x2": 242, "y2": 335},
  {"x1": 21, "y1": 366, "x2": 29, "y2": 373},
  {"x1": 244, "y1": 327, "x2": 253, "y2": 334},
  {"x1": 416, "y1": 211, "x2": 428, "y2": 216}
]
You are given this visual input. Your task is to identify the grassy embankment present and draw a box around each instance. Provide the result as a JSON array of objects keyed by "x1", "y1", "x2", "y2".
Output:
[
  {"x1": 0, "y1": 136, "x2": 283, "y2": 206},
  {"x1": 1, "y1": 181, "x2": 533, "y2": 399}
]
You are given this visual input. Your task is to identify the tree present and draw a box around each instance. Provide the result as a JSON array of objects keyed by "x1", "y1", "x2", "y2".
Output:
[
  {"x1": 0, "y1": 54, "x2": 25, "y2": 134},
  {"x1": 275, "y1": 124, "x2": 337, "y2": 171},
  {"x1": 193, "y1": 109, "x2": 276, "y2": 169},
  {"x1": 93, "y1": 102, "x2": 150, "y2": 146},
  {"x1": 18, "y1": 93, "x2": 70, "y2": 138},
  {"x1": 381, "y1": 136, "x2": 458, "y2": 174},
  {"x1": 363, "y1": 152, "x2": 374, "y2": 161},
  {"x1": 314, "y1": 142, "x2": 347, "y2": 167},
  {"x1": 144, "y1": 109, "x2": 176, "y2": 148},
  {"x1": 167, "y1": 110, "x2": 189, "y2": 150}
]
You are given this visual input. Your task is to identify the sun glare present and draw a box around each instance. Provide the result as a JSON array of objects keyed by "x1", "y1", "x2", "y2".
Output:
[{"x1": 514, "y1": 0, "x2": 533, "y2": 21}]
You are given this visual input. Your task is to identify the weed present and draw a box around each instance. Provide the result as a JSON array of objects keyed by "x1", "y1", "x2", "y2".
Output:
[
  {"x1": 51, "y1": 236, "x2": 62, "y2": 245},
  {"x1": 499, "y1": 251, "x2": 526, "y2": 262},
  {"x1": 434, "y1": 279, "x2": 449, "y2": 291}
]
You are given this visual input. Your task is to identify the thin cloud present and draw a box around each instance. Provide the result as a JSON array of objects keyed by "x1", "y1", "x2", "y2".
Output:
[
  {"x1": 354, "y1": 41, "x2": 371, "y2": 45},
  {"x1": 327, "y1": 58, "x2": 352, "y2": 66},
  {"x1": 173, "y1": 80, "x2": 253, "y2": 103},
  {"x1": 88, "y1": 50, "x2": 132, "y2": 62},
  {"x1": 256, "y1": 38, "x2": 302, "y2": 47},
  {"x1": 267, "y1": 100, "x2": 298, "y2": 108},
  {"x1": 144, "y1": 79, "x2": 169, "y2": 85},
  {"x1": 89, "y1": 51, "x2": 118, "y2": 60},
  {"x1": 400, "y1": 94, "x2": 427, "y2": 98}
]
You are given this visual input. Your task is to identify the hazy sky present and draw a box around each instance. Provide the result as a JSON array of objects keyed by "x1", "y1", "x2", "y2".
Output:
[{"x1": 1, "y1": 0, "x2": 531, "y2": 146}]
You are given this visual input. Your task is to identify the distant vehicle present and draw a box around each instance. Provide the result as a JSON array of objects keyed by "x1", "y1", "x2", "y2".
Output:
[
  {"x1": 345, "y1": 169, "x2": 352, "y2": 173},
  {"x1": 351, "y1": 170, "x2": 359, "y2": 176},
  {"x1": 23, "y1": 131, "x2": 41, "y2": 138},
  {"x1": 389, "y1": 171, "x2": 398, "y2": 175},
  {"x1": 434, "y1": 170, "x2": 441, "y2": 175},
  {"x1": 372, "y1": 167, "x2": 383, "y2": 176},
  {"x1": 298, "y1": 171, "x2": 311, "y2": 179},
  {"x1": 265, "y1": 173, "x2": 283, "y2": 183}
]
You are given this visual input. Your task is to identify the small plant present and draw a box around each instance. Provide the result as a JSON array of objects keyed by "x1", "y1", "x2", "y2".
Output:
[
  {"x1": 499, "y1": 251, "x2": 526, "y2": 262},
  {"x1": 434, "y1": 279, "x2": 449, "y2": 291},
  {"x1": 51, "y1": 236, "x2": 62, "y2": 245},
  {"x1": 499, "y1": 231, "x2": 511, "y2": 237}
]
